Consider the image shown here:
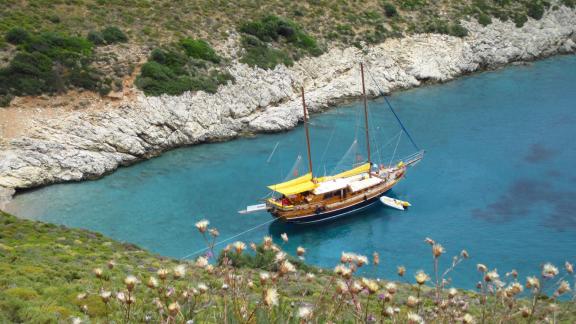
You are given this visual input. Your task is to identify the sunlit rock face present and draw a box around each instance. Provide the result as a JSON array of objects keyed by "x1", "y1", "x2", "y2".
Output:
[{"x1": 0, "y1": 6, "x2": 575, "y2": 197}]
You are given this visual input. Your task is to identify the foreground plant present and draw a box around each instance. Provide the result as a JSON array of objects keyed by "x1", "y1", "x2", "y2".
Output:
[{"x1": 67, "y1": 219, "x2": 576, "y2": 323}]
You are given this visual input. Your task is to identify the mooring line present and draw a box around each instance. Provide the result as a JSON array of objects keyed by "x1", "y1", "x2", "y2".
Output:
[{"x1": 180, "y1": 218, "x2": 277, "y2": 260}]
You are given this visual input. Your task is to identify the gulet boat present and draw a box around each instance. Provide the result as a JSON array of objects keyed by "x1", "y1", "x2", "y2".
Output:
[{"x1": 241, "y1": 63, "x2": 423, "y2": 224}]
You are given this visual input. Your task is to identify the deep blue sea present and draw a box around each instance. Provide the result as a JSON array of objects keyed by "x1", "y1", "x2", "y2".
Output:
[{"x1": 7, "y1": 55, "x2": 576, "y2": 289}]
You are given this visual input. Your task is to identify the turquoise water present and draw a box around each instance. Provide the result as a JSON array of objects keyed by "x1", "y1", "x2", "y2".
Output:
[{"x1": 7, "y1": 55, "x2": 576, "y2": 289}]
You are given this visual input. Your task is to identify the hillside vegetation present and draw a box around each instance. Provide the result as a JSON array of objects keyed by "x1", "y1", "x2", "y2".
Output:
[
  {"x1": 1, "y1": 211, "x2": 575, "y2": 323},
  {"x1": 1, "y1": 0, "x2": 575, "y2": 103}
]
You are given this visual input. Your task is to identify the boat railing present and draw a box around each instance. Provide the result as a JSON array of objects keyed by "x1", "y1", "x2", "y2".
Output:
[{"x1": 402, "y1": 150, "x2": 425, "y2": 167}]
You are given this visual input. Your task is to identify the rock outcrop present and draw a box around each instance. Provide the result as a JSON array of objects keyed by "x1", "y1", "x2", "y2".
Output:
[{"x1": 1, "y1": 7, "x2": 575, "y2": 203}]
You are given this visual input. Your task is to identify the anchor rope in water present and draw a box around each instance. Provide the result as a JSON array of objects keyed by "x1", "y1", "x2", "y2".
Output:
[{"x1": 180, "y1": 218, "x2": 277, "y2": 260}]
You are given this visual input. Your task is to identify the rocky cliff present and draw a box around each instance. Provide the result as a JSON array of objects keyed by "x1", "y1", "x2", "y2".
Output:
[{"x1": 0, "y1": 6, "x2": 575, "y2": 205}]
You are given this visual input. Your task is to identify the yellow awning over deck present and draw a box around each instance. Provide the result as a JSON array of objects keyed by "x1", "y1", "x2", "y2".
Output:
[
  {"x1": 316, "y1": 163, "x2": 370, "y2": 182},
  {"x1": 267, "y1": 163, "x2": 371, "y2": 196}
]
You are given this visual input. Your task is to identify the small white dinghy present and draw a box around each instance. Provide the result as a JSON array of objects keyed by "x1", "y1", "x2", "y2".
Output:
[
  {"x1": 380, "y1": 196, "x2": 411, "y2": 211},
  {"x1": 238, "y1": 203, "x2": 268, "y2": 214}
]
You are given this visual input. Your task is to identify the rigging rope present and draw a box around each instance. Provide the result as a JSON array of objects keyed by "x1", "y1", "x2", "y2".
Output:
[
  {"x1": 365, "y1": 66, "x2": 420, "y2": 151},
  {"x1": 181, "y1": 218, "x2": 277, "y2": 260}
]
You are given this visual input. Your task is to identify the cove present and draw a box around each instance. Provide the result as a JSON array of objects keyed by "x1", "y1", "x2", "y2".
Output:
[{"x1": 6, "y1": 55, "x2": 576, "y2": 289}]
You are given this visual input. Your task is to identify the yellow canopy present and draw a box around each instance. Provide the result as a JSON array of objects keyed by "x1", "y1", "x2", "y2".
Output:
[
  {"x1": 316, "y1": 163, "x2": 371, "y2": 182},
  {"x1": 267, "y1": 163, "x2": 371, "y2": 196},
  {"x1": 268, "y1": 173, "x2": 312, "y2": 192}
]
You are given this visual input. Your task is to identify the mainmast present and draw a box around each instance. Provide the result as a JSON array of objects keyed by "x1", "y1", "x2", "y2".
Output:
[
  {"x1": 360, "y1": 63, "x2": 372, "y2": 177},
  {"x1": 301, "y1": 87, "x2": 314, "y2": 177}
]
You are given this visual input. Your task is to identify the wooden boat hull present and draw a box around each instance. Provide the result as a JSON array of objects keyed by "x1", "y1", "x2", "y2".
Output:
[{"x1": 273, "y1": 191, "x2": 387, "y2": 224}]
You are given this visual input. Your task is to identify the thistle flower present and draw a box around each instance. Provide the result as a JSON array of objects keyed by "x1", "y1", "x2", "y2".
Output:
[
  {"x1": 462, "y1": 313, "x2": 475, "y2": 324},
  {"x1": 477, "y1": 264, "x2": 487, "y2": 273},
  {"x1": 222, "y1": 283, "x2": 229, "y2": 290},
  {"x1": 306, "y1": 272, "x2": 315, "y2": 282},
  {"x1": 506, "y1": 269, "x2": 518, "y2": 279},
  {"x1": 415, "y1": 270, "x2": 429, "y2": 285},
  {"x1": 373, "y1": 252, "x2": 380, "y2": 265},
  {"x1": 100, "y1": 290, "x2": 111, "y2": 303},
  {"x1": 361, "y1": 278, "x2": 379, "y2": 294},
  {"x1": 407, "y1": 312, "x2": 423, "y2": 324},
  {"x1": 385, "y1": 282, "x2": 397, "y2": 294},
  {"x1": 296, "y1": 246, "x2": 306, "y2": 256},
  {"x1": 263, "y1": 236, "x2": 273, "y2": 249},
  {"x1": 248, "y1": 280, "x2": 254, "y2": 288},
  {"x1": 81, "y1": 305, "x2": 88, "y2": 314},
  {"x1": 157, "y1": 268, "x2": 169, "y2": 280},
  {"x1": 93, "y1": 268, "x2": 103, "y2": 278},
  {"x1": 281, "y1": 233, "x2": 289, "y2": 242},
  {"x1": 279, "y1": 260, "x2": 296, "y2": 274},
  {"x1": 263, "y1": 288, "x2": 279, "y2": 306},
  {"x1": 555, "y1": 280, "x2": 571, "y2": 296},
  {"x1": 298, "y1": 306, "x2": 313, "y2": 319},
  {"x1": 356, "y1": 254, "x2": 369, "y2": 267},
  {"x1": 209, "y1": 228, "x2": 219, "y2": 237},
  {"x1": 548, "y1": 303, "x2": 559, "y2": 313},
  {"x1": 275, "y1": 252, "x2": 287, "y2": 263},
  {"x1": 124, "y1": 275, "x2": 138, "y2": 291},
  {"x1": 250, "y1": 242, "x2": 258, "y2": 252},
  {"x1": 566, "y1": 261, "x2": 574, "y2": 274},
  {"x1": 424, "y1": 237, "x2": 435, "y2": 245},
  {"x1": 520, "y1": 306, "x2": 530, "y2": 318},
  {"x1": 350, "y1": 281, "x2": 363, "y2": 294},
  {"x1": 341, "y1": 252, "x2": 355, "y2": 264},
  {"x1": 260, "y1": 272, "x2": 270, "y2": 284},
  {"x1": 384, "y1": 306, "x2": 395, "y2": 317},
  {"x1": 507, "y1": 282, "x2": 523, "y2": 297},
  {"x1": 147, "y1": 276, "x2": 159, "y2": 289},
  {"x1": 334, "y1": 264, "x2": 352, "y2": 279},
  {"x1": 406, "y1": 295, "x2": 419, "y2": 308},
  {"x1": 168, "y1": 302, "x2": 180, "y2": 316},
  {"x1": 173, "y1": 264, "x2": 186, "y2": 279},
  {"x1": 206, "y1": 264, "x2": 215, "y2": 273},
  {"x1": 196, "y1": 256, "x2": 209, "y2": 268},
  {"x1": 542, "y1": 263, "x2": 559, "y2": 278},
  {"x1": 195, "y1": 220, "x2": 209, "y2": 234},
  {"x1": 448, "y1": 287, "x2": 458, "y2": 298},
  {"x1": 461, "y1": 250, "x2": 469, "y2": 259},
  {"x1": 336, "y1": 280, "x2": 348, "y2": 294},
  {"x1": 233, "y1": 241, "x2": 246, "y2": 254},
  {"x1": 116, "y1": 292, "x2": 126, "y2": 303},
  {"x1": 526, "y1": 276, "x2": 540, "y2": 290},
  {"x1": 432, "y1": 243, "x2": 445, "y2": 258},
  {"x1": 198, "y1": 283, "x2": 208, "y2": 294},
  {"x1": 484, "y1": 269, "x2": 499, "y2": 282},
  {"x1": 397, "y1": 266, "x2": 406, "y2": 277}
]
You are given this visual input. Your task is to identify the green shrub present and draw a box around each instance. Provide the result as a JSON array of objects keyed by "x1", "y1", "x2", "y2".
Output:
[
  {"x1": 561, "y1": 0, "x2": 576, "y2": 8},
  {"x1": 87, "y1": 31, "x2": 105, "y2": 45},
  {"x1": 239, "y1": 15, "x2": 322, "y2": 56},
  {"x1": 513, "y1": 13, "x2": 528, "y2": 27},
  {"x1": 5, "y1": 28, "x2": 30, "y2": 45},
  {"x1": 239, "y1": 35, "x2": 293, "y2": 69},
  {"x1": 179, "y1": 38, "x2": 221, "y2": 63},
  {"x1": 101, "y1": 26, "x2": 128, "y2": 44},
  {"x1": 527, "y1": 1, "x2": 545, "y2": 19},
  {"x1": 382, "y1": 2, "x2": 399, "y2": 17},
  {"x1": 478, "y1": 13, "x2": 492, "y2": 26},
  {"x1": 0, "y1": 94, "x2": 14, "y2": 107},
  {"x1": 398, "y1": 0, "x2": 427, "y2": 10},
  {"x1": 450, "y1": 22, "x2": 469, "y2": 37}
]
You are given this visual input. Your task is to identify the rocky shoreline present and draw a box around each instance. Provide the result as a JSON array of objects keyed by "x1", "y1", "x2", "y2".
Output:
[{"x1": 1, "y1": 6, "x2": 575, "y2": 208}]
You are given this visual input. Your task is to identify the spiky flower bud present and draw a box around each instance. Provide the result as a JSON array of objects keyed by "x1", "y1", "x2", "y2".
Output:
[
  {"x1": 415, "y1": 270, "x2": 429, "y2": 285},
  {"x1": 397, "y1": 266, "x2": 406, "y2": 277},
  {"x1": 542, "y1": 263, "x2": 559, "y2": 279},
  {"x1": 280, "y1": 233, "x2": 288, "y2": 243},
  {"x1": 432, "y1": 244, "x2": 445, "y2": 258},
  {"x1": 124, "y1": 275, "x2": 138, "y2": 291},
  {"x1": 373, "y1": 252, "x2": 380, "y2": 265},
  {"x1": 93, "y1": 268, "x2": 103, "y2": 279},
  {"x1": 477, "y1": 264, "x2": 487, "y2": 273},
  {"x1": 296, "y1": 246, "x2": 306, "y2": 256},
  {"x1": 195, "y1": 220, "x2": 209, "y2": 234}
]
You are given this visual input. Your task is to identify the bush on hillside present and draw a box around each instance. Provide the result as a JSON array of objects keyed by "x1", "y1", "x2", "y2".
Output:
[
  {"x1": 101, "y1": 26, "x2": 128, "y2": 44},
  {"x1": 87, "y1": 31, "x2": 105, "y2": 45},
  {"x1": 527, "y1": 1, "x2": 545, "y2": 19},
  {"x1": 450, "y1": 22, "x2": 469, "y2": 37},
  {"x1": 513, "y1": 13, "x2": 528, "y2": 27},
  {"x1": 135, "y1": 45, "x2": 232, "y2": 96},
  {"x1": 382, "y1": 2, "x2": 399, "y2": 17},
  {"x1": 239, "y1": 15, "x2": 322, "y2": 56},
  {"x1": 5, "y1": 28, "x2": 30, "y2": 45},
  {"x1": 561, "y1": 0, "x2": 576, "y2": 8},
  {"x1": 180, "y1": 38, "x2": 221, "y2": 63},
  {"x1": 239, "y1": 35, "x2": 293, "y2": 69},
  {"x1": 478, "y1": 13, "x2": 492, "y2": 26}
]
